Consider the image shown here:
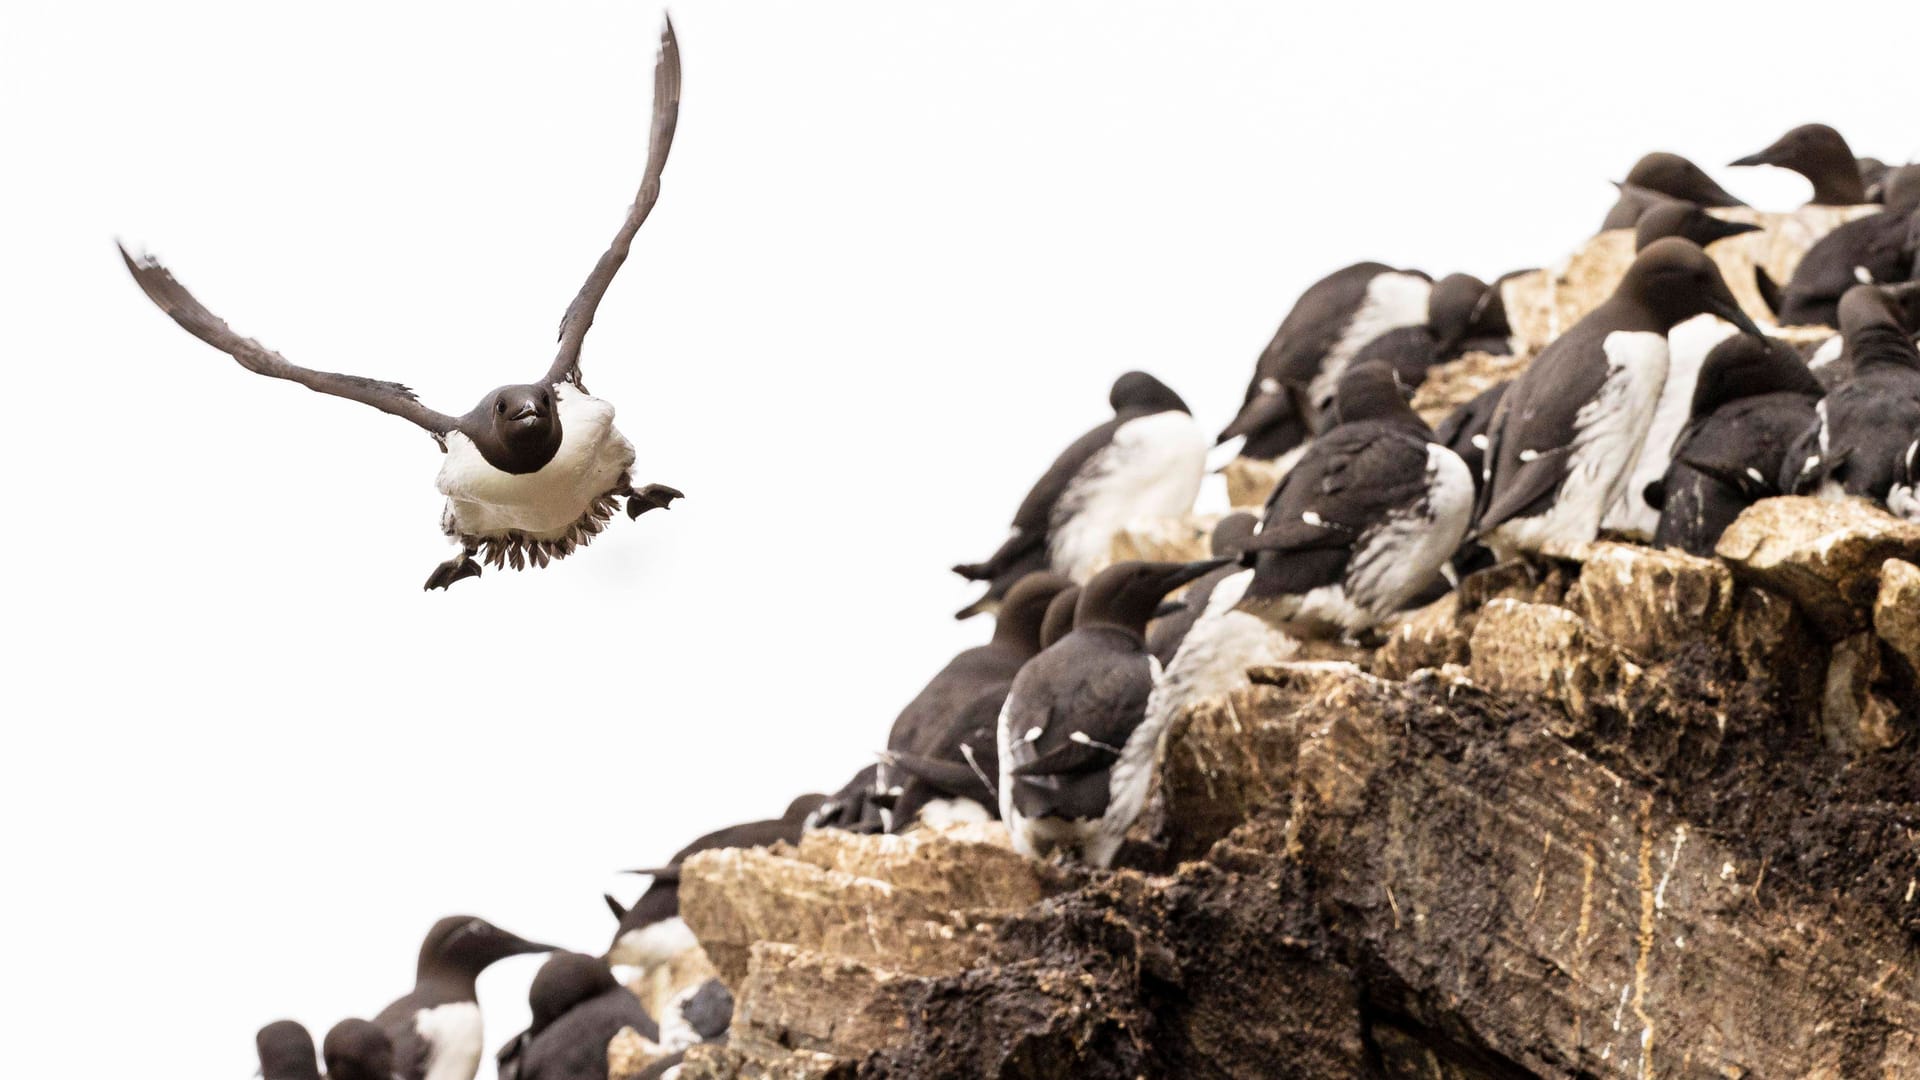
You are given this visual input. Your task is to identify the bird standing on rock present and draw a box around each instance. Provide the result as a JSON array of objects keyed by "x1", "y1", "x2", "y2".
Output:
[
  {"x1": 1237, "y1": 364, "x2": 1473, "y2": 637},
  {"x1": 997, "y1": 558, "x2": 1228, "y2": 867},
  {"x1": 953, "y1": 372, "x2": 1206, "y2": 617},
  {"x1": 118, "y1": 19, "x2": 687, "y2": 590},
  {"x1": 1782, "y1": 285, "x2": 1920, "y2": 515},
  {"x1": 373, "y1": 916, "x2": 558, "y2": 1080},
  {"x1": 1649, "y1": 334, "x2": 1824, "y2": 554},
  {"x1": 1730, "y1": 123, "x2": 1870, "y2": 206},
  {"x1": 1474, "y1": 238, "x2": 1761, "y2": 560},
  {"x1": 1756, "y1": 166, "x2": 1920, "y2": 327}
]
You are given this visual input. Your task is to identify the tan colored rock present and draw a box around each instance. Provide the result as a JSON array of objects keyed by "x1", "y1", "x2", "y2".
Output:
[
  {"x1": 1467, "y1": 600, "x2": 1645, "y2": 726},
  {"x1": 1564, "y1": 542, "x2": 1733, "y2": 657},
  {"x1": 1371, "y1": 593, "x2": 1465, "y2": 680},
  {"x1": 627, "y1": 945, "x2": 719, "y2": 1029},
  {"x1": 1821, "y1": 633, "x2": 1907, "y2": 753},
  {"x1": 1714, "y1": 496, "x2": 1920, "y2": 637},
  {"x1": 608, "y1": 1026, "x2": 671, "y2": 1080},
  {"x1": 730, "y1": 942, "x2": 912, "y2": 1059},
  {"x1": 1107, "y1": 512, "x2": 1220, "y2": 565},
  {"x1": 1728, "y1": 585, "x2": 1824, "y2": 715},
  {"x1": 1411, "y1": 348, "x2": 1530, "y2": 426},
  {"x1": 1222, "y1": 455, "x2": 1287, "y2": 510},
  {"x1": 676, "y1": 1042, "x2": 849, "y2": 1080},
  {"x1": 1875, "y1": 558, "x2": 1920, "y2": 673}
]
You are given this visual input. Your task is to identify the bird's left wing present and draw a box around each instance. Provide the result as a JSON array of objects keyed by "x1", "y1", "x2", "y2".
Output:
[{"x1": 545, "y1": 16, "x2": 682, "y2": 389}]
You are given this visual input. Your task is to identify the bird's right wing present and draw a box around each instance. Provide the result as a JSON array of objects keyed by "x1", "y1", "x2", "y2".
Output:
[{"x1": 120, "y1": 245, "x2": 459, "y2": 437}]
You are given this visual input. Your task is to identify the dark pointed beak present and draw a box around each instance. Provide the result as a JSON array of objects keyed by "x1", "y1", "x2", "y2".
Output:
[
  {"x1": 1729, "y1": 150, "x2": 1772, "y2": 168},
  {"x1": 1159, "y1": 557, "x2": 1232, "y2": 593},
  {"x1": 1698, "y1": 218, "x2": 1763, "y2": 245},
  {"x1": 502, "y1": 933, "x2": 561, "y2": 957},
  {"x1": 1713, "y1": 290, "x2": 1764, "y2": 337},
  {"x1": 1150, "y1": 598, "x2": 1187, "y2": 620}
]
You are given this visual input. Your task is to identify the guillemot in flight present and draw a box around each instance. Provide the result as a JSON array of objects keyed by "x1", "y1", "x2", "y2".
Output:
[
  {"x1": 1474, "y1": 238, "x2": 1761, "y2": 560},
  {"x1": 1237, "y1": 363, "x2": 1473, "y2": 637},
  {"x1": 1648, "y1": 334, "x2": 1823, "y2": 554},
  {"x1": 997, "y1": 558, "x2": 1228, "y2": 866},
  {"x1": 496, "y1": 952, "x2": 659, "y2": 1080},
  {"x1": 373, "y1": 915, "x2": 558, "y2": 1080},
  {"x1": 953, "y1": 372, "x2": 1206, "y2": 616},
  {"x1": 120, "y1": 19, "x2": 686, "y2": 590}
]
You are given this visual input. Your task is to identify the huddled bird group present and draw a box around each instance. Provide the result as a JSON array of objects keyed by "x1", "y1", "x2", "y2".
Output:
[{"x1": 111, "y1": 16, "x2": 1919, "y2": 1076}]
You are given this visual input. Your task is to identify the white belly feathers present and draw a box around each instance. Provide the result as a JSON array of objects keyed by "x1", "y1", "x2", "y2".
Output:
[
  {"x1": 1049, "y1": 411, "x2": 1208, "y2": 583},
  {"x1": 437, "y1": 384, "x2": 636, "y2": 545}
]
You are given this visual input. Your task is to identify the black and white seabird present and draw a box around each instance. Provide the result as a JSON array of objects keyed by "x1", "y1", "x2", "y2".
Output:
[
  {"x1": 1236, "y1": 364, "x2": 1474, "y2": 636},
  {"x1": 997, "y1": 558, "x2": 1228, "y2": 866},
  {"x1": 1756, "y1": 167, "x2": 1920, "y2": 327},
  {"x1": 1648, "y1": 334, "x2": 1823, "y2": 554},
  {"x1": 373, "y1": 916, "x2": 558, "y2": 1080},
  {"x1": 322, "y1": 1019, "x2": 398, "y2": 1080},
  {"x1": 1222, "y1": 263, "x2": 1434, "y2": 457},
  {"x1": 1782, "y1": 285, "x2": 1920, "y2": 517},
  {"x1": 606, "y1": 794, "x2": 824, "y2": 970},
  {"x1": 496, "y1": 952, "x2": 658, "y2": 1080},
  {"x1": 1475, "y1": 238, "x2": 1762, "y2": 560},
  {"x1": 953, "y1": 372, "x2": 1206, "y2": 616},
  {"x1": 1632, "y1": 198, "x2": 1762, "y2": 252},
  {"x1": 119, "y1": 20, "x2": 685, "y2": 590},
  {"x1": 1039, "y1": 584, "x2": 1081, "y2": 650},
  {"x1": 1145, "y1": 514, "x2": 1258, "y2": 666},
  {"x1": 257, "y1": 1019, "x2": 322, "y2": 1080},
  {"x1": 1600, "y1": 152, "x2": 1746, "y2": 231},
  {"x1": 1730, "y1": 123, "x2": 1870, "y2": 206},
  {"x1": 1435, "y1": 381, "x2": 1508, "y2": 503},
  {"x1": 881, "y1": 572, "x2": 1073, "y2": 830}
]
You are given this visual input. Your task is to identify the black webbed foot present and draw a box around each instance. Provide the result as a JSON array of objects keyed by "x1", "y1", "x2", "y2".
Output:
[
  {"x1": 423, "y1": 556, "x2": 482, "y2": 591},
  {"x1": 627, "y1": 483, "x2": 684, "y2": 519}
]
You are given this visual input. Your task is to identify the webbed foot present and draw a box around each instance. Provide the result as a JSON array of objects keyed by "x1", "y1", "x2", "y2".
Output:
[
  {"x1": 423, "y1": 555, "x2": 482, "y2": 591},
  {"x1": 627, "y1": 483, "x2": 684, "y2": 519}
]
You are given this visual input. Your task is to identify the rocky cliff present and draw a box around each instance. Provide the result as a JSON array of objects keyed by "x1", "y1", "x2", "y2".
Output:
[{"x1": 620, "y1": 221, "x2": 1919, "y2": 1080}]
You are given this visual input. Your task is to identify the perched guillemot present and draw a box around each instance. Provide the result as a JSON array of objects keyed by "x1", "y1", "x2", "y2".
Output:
[
  {"x1": 1146, "y1": 527, "x2": 1299, "y2": 741},
  {"x1": 1600, "y1": 153, "x2": 1746, "y2": 230},
  {"x1": 1146, "y1": 514, "x2": 1258, "y2": 666},
  {"x1": 1782, "y1": 286, "x2": 1920, "y2": 514},
  {"x1": 257, "y1": 1020, "x2": 322, "y2": 1080},
  {"x1": 373, "y1": 916, "x2": 558, "y2": 1080},
  {"x1": 1475, "y1": 238, "x2": 1761, "y2": 560},
  {"x1": 1334, "y1": 271, "x2": 1496, "y2": 391},
  {"x1": 1435, "y1": 381, "x2": 1508, "y2": 502},
  {"x1": 953, "y1": 372, "x2": 1206, "y2": 615},
  {"x1": 997, "y1": 558, "x2": 1228, "y2": 866},
  {"x1": 1039, "y1": 584, "x2": 1081, "y2": 650},
  {"x1": 1237, "y1": 364, "x2": 1473, "y2": 636},
  {"x1": 1648, "y1": 334, "x2": 1823, "y2": 554},
  {"x1": 1756, "y1": 166, "x2": 1920, "y2": 327},
  {"x1": 1632, "y1": 198, "x2": 1762, "y2": 252},
  {"x1": 881, "y1": 572, "x2": 1072, "y2": 830},
  {"x1": 322, "y1": 1019, "x2": 398, "y2": 1080},
  {"x1": 496, "y1": 952, "x2": 658, "y2": 1080},
  {"x1": 119, "y1": 20, "x2": 686, "y2": 590},
  {"x1": 1730, "y1": 124, "x2": 1870, "y2": 206},
  {"x1": 606, "y1": 794, "x2": 825, "y2": 969},
  {"x1": 1222, "y1": 263, "x2": 1434, "y2": 452}
]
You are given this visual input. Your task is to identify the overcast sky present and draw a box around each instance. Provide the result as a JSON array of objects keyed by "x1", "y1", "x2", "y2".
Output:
[{"x1": 7, "y1": 1, "x2": 1914, "y2": 1075}]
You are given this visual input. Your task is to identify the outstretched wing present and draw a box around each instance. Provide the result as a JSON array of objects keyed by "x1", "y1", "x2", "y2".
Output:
[
  {"x1": 545, "y1": 16, "x2": 682, "y2": 389},
  {"x1": 120, "y1": 244, "x2": 459, "y2": 436}
]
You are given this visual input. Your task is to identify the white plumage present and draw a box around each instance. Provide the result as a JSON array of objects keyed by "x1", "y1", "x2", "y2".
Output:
[
  {"x1": 437, "y1": 383, "x2": 636, "y2": 541},
  {"x1": 1304, "y1": 271, "x2": 1434, "y2": 423},
  {"x1": 1049, "y1": 411, "x2": 1208, "y2": 583},
  {"x1": 1605, "y1": 315, "x2": 1738, "y2": 538},
  {"x1": 413, "y1": 1002, "x2": 484, "y2": 1080}
]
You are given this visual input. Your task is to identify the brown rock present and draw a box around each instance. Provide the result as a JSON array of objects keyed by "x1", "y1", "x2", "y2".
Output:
[
  {"x1": 676, "y1": 1042, "x2": 850, "y2": 1080},
  {"x1": 1372, "y1": 593, "x2": 1466, "y2": 680},
  {"x1": 1466, "y1": 599, "x2": 1645, "y2": 727},
  {"x1": 1411, "y1": 348, "x2": 1531, "y2": 427},
  {"x1": 1564, "y1": 542, "x2": 1733, "y2": 658},
  {"x1": 1221, "y1": 455, "x2": 1287, "y2": 510},
  {"x1": 730, "y1": 943, "x2": 912, "y2": 1059},
  {"x1": 1727, "y1": 585, "x2": 1825, "y2": 715},
  {"x1": 1875, "y1": 558, "x2": 1920, "y2": 674},
  {"x1": 1821, "y1": 633, "x2": 1907, "y2": 753},
  {"x1": 607, "y1": 1026, "x2": 670, "y2": 1080},
  {"x1": 1714, "y1": 496, "x2": 1920, "y2": 638}
]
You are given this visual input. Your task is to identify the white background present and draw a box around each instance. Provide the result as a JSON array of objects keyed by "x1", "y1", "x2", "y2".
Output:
[{"x1": 5, "y1": 1, "x2": 1911, "y2": 1075}]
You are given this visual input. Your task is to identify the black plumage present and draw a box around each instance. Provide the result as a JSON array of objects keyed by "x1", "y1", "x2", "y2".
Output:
[
  {"x1": 1632, "y1": 199, "x2": 1761, "y2": 252},
  {"x1": 1599, "y1": 152, "x2": 1745, "y2": 231},
  {"x1": 1650, "y1": 335, "x2": 1823, "y2": 554},
  {"x1": 322, "y1": 1019, "x2": 397, "y2": 1080},
  {"x1": 1782, "y1": 286, "x2": 1920, "y2": 509},
  {"x1": 374, "y1": 917, "x2": 558, "y2": 1080},
  {"x1": 1730, "y1": 123, "x2": 1870, "y2": 206},
  {"x1": 497, "y1": 953, "x2": 658, "y2": 1080},
  {"x1": 257, "y1": 1020, "x2": 321, "y2": 1080}
]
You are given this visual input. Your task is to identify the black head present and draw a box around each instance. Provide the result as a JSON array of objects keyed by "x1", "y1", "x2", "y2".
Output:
[
  {"x1": 1109, "y1": 371, "x2": 1190, "y2": 416},
  {"x1": 1210, "y1": 512, "x2": 1259, "y2": 558},
  {"x1": 1331, "y1": 363, "x2": 1421, "y2": 428},
  {"x1": 320, "y1": 1019, "x2": 393, "y2": 1080},
  {"x1": 528, "y1": 952, "x2": 619, "y2": 1034},
  {"x1": 417, "y1": 915, "x2": 558, "y2": 985},
  {"x1": 1614, "y1": 238, "x2": 1762, "y2": 335},
  {"x1": 1076, "y1": 558, "x2": 1233, "y2": 635},
  {"x1": 1632, "y1": 200, "x2": 1761, "y2": 253},
  {"x1": 1690, "y1": 334, "x2": 1821, "y2": 417},
  {"x1": 1884, "y1": 165, "x2": 1920, "y2": 216},
  {"x1": 783, "y1": 792, "x2": 830, "y2": 823},
  {"x1": 1427, "y1": 273, "x2": 1490, "y2": 354},
  {"x1": 1730, "y1": 124, "x2": 1864, "y2": 203},
  {"x1": 463, "y1": 384, "x2": 564, "y2": 474},
  {"x1": 1623, "y1": 152, "x2": 1745, "y2": 207},
  {"x1": 256, "y1": 1020, "x2": 320, "y2": 1080},
  {"x1": 1040, "y1": 584, "x2": 1081, "y2": 648},
  {"x1": 992, "y1": 572, "x2": 1077, "y2": 653}
]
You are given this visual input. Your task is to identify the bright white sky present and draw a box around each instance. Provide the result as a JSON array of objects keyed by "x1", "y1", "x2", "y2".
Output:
[{"x1": 5, "y1": 1, "x2": 1912, "y2": 1075}]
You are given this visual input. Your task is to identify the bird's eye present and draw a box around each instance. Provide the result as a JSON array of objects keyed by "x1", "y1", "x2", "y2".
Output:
[{"x1": 496, "y1": 401, "x2": 506, "y2": 414}]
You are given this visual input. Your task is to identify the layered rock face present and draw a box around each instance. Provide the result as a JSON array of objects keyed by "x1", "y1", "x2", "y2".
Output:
[{"x1": 623, "y1": 218, "x2": 1918, "y2": 1080}]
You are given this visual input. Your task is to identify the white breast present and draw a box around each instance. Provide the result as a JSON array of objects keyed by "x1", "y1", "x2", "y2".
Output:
[
  {"x1": 1305, "y1": 271, "x2": 1434, "y2": 425},
  {"x1": 1344, "y1": 443, "x2": 1475, "y2": 620},
  {"x1": 1049, "y1": 411, "x2": 1208, "y2": 582},
  {"x1": 607, "y1": 915, "x2": 699, "y2": 971},
  {"x1": 1604, "y1": 315, "x2": 1737, "y2": 539},
  {"x1": 437, "y1": 384, "x2": 637, "y2": 541},
  {"x1": 414, "y1": 1002, "x2": 484, "y2": 1080},
  {"x1": 1491, "y1": 330, "x2": 1669, "y2": 558}
]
